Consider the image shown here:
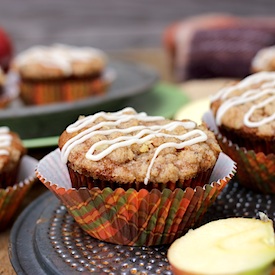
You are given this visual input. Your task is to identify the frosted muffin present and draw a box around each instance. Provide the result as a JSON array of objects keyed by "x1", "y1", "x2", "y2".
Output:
[
  {"x1": 251, "y1": 45, "x2": 275, "y2": 73},
  {"x1": 59, "y1": 107, "x2": 222, "y2": 190},
  {"x1": 37, "y1": 107, "x2": 236, "y2": 246},
  {"x1": 0, "y1": 126, "x2": 36, "y2": 230},
  {"x1": 206, "y1": 72, "x2": 275, "y2": 193},
  {"x1": 0, "y1": 126, "x2": 26, "y2": 188},
  {"x1": 11, "y1": 44, "x2": 109, "y2": 105},
  {"x1": 210, "y1": 72, "x2": 275, "y2": 154}
]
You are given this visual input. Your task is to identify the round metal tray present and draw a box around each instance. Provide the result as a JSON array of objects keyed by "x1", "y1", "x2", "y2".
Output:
[
  {"x1": 1, "y1": 60, "x2": 158, "y2": 140},
  {"x1": 9, "y1": 181, "x2": 275, "y2": 275}
]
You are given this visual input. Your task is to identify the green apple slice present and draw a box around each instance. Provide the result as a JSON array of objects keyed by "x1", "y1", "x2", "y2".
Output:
[{"x1": 168, "y1": 213, "x2": 275, "y2": 275}]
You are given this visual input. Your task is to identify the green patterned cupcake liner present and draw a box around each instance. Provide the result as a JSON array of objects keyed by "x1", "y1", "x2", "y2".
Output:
[
  {"x1": 36, "y1": 149, "x2": 236, "y2": 246},
  {"x1": 203, "y1": 111, "x2": 275, "y2": 194},
  {"x1": 0, "y1": 155, "x2": 38, "y2": 230}
]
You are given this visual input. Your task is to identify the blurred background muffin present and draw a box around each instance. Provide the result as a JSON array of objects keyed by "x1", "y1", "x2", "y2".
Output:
[
  {"x1": 210, "y1": 72, "x2": 274, "y2": 154},
  {"x1": 251, "y1": 45, "x2": 275, "y2": 73},
  {"x1": 204, "y1": 71, "x2": 275, "y2": 193},
  {"x1": 11, "y1": 44, "x2": 109, "y2": 105},
  {"x1": 0, "y1": 126, "x2": 37, "y2": 230},
  {"x1": 0, "y1": 126, "x2": 26, "y2": 188},
  {"x1": 164, "y1": 14, "x2": 275, "y2": 82}
]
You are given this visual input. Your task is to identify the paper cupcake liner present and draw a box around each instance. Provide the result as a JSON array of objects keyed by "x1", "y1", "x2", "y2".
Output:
[
  {"x1": 68, "y1": 165, "x2": 214, "y2": 191},
  {"x1": 36, "y1": 149, "x2": 235, "y2": 246},
  {"x1": 0, "y1": 155, "x2": 38, "y2": 230},
  {"x1": 20, "y1": 77, "x2": 109, "y2": 105},
  {"x1": 0, "y1": 72, "x2": 20, "y2": 108},
  {"x1": 218, "y1": 125, "x2": 274, "y2": 155},
  {"x1": 0, "y1": 160, "x2": 22, "y2": 188},
  {"x1": 203, "y1": 111, "x2": 275, "y2": 194}
]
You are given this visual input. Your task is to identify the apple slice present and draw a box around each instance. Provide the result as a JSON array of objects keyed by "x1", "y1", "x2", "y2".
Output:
[{"x1": 168, "y1": 213, "x2": 275, "y2": 275}]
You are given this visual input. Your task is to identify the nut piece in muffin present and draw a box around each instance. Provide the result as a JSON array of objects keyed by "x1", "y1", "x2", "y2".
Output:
[
  {"x1": 11, "y1": 44, "x2": 109, "y2": 105},
  {"x1": 58, "y1": 107, "x2": 221, "y2": 190},
  {"x1": 210, "y1": 71, "x2": 275, "y2": 154},
  {"x1": 0, "y1": 126, "x2": 26, "y2": 188}
]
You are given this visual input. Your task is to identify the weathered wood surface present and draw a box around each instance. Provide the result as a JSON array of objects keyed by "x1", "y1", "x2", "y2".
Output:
[{"x1": 1, "y1": 0, "x2": 275, "y2": 53}]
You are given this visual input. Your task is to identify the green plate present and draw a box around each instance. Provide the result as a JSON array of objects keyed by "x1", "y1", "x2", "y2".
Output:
[{"x1": 22, "y1": 83, "x2": 190, "y2": 149}]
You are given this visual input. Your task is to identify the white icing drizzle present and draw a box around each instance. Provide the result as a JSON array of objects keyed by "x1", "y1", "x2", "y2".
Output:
[
  {"x1": 210, "y1": 72, "x2": 275, "y2": 102},
  {"x1": 0, "y1": 126, "x2": 11, "y2": 156},
  {"x1": 244, "y1": 95, "x2": 275, "y2": 127},
  {"x1": 61, "y1": 107, "x2": 207, "y2": 184},
  {"x1": 15, "y1": 44, "x2": 107, "y2": 76},
  {"x1": 212, "y1": 72, "x2": 275, "y2": 128}
]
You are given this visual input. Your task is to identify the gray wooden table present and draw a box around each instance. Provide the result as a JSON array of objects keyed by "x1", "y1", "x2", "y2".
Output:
[{"x1": 1, "y1": 0, "x2": 275, "y2": 53}]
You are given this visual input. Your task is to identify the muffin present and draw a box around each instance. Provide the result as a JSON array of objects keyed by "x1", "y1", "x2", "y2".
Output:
[
  {"x1": 0, "y1": 126, "x2": 26, "y2": 188},
  {"x1": 205, "y1": 71, "x2": 275, "y2": 193},
  {"x1": 36, "y1": 107, "x2": 236, "y2": 246},
  {"x1": 11, "y1": 44, "x2": 109, "y2": 105},
  {"x1": 59, "y1": 107, "x2": 223, "y2": 190},
  {"x1": 251, "y1": 45, "x2": 275, "y2": 73},
  {"x1": 0, "y1": 127, "x2": 37, "y2": 230},
  {"x1": 168, "y1": 213, "x2": 275, "y2": 275}
]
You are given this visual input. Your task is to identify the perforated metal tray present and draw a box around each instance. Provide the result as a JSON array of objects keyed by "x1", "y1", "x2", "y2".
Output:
[{"x1": 9, "y1": 181, "x2": 275, "y2": 275}]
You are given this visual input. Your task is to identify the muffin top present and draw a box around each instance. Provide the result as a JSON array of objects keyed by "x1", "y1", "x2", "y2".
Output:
[
  {"x1": 11, "y1": 44, "x2": 107, "y2": 80},
  {"x1": 0, "y1": 126, "x2": 26, "y2": 171},
  {"x1": 251, "y1": 46, "x2": 275, "y2": 73},
  {"x1": 59, "y1": 107, "x2": 221, "y2": 185},
  {"x1": 210, "y1": 72, "x2": 275, "y2": 139}
]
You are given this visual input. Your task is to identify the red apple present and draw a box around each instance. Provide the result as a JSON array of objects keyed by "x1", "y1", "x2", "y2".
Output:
[{"x1": 0, "y1": 27, "x2": 13, "y2": 72}]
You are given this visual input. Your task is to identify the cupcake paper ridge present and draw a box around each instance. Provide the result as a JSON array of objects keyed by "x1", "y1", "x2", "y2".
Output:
[
  {"x1": 0, "y1": 155, "x2": 38, "y2": 230},
  {"x1": 36, "y1": 149, "x2": 235, "y2": 195}
]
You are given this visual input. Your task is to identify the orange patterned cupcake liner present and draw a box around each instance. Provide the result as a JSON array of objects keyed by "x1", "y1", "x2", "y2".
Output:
[
  {"x1": 20, "y1": 77, "x2": 109, "y2": 105},
  {"x1": 203, "y1": 111, "x2": 275, "y2": 194},
  {"x1": 36, "y1": 149, "x2": 236, "y2": 246},
  {"x1": 0, "y1": 155, "x2": 38, "y2": 230}
]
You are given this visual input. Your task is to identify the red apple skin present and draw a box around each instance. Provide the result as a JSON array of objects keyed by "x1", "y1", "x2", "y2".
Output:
[
  {"x1": 170, "y1": 265, "x2": 199, "y2": 275},
  {"x1": 0, "y1": 27, "x2": 13, "y2": 72}
]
